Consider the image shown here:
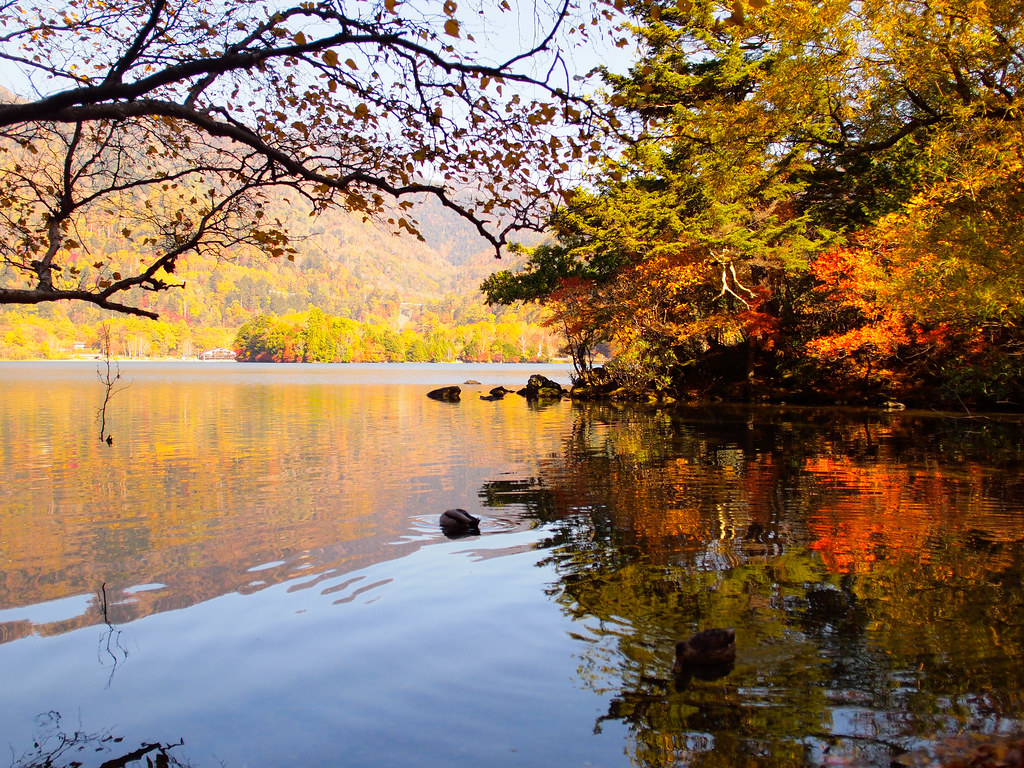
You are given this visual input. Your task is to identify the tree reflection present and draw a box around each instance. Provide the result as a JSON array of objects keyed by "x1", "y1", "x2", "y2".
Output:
[
  {"x1": 0, "y1": 375, "x2": 576, "y2": 640},
  {"x1": 97, "y1": 582, "x2": 129, "y2": 688},
  {"x1": 480, "y1": 404, "x2": 1024, "y2": 767},
  {"x1": 11, "y1": 712, "x2": 188, "y2": 768}
]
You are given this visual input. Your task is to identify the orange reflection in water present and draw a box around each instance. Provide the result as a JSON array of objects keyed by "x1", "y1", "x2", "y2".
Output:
[
  {"x1": 802, "y1": 453, "x2": 1017, "y2": 574},
  {"x1": 0, "y1": 363, "x2": 573, "y2": 641},
  {"x1": 524, "y1": 406, "x2": 1024, "y2": 574}
]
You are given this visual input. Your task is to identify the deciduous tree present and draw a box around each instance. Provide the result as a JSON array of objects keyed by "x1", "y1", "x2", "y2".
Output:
[
  {"x1": 0, "y1": 0, "x2": 604, "y2": 317},
  {"x1": 487, "y1": 0, "x2": 1024, "y2": 404}
]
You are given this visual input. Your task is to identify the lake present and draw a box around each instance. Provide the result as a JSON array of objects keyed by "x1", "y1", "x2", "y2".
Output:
[{"x1": 1, "y1": 361, "x2": 1023, "y2": 768}]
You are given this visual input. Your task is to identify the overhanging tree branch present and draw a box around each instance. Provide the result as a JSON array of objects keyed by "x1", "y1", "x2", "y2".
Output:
[{"x1": 0, "y1": 0, "x2": 608, "y2": 317}]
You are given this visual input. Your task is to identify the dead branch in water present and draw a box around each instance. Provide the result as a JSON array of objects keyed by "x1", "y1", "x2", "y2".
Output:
[{"x1": 96, "y1": 326, "x2": 129, "y2": 445}]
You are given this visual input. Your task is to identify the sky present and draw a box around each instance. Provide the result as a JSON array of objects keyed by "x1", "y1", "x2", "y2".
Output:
[{"x1": 0, "y1": 0, "x2": 636, "y2": 101}]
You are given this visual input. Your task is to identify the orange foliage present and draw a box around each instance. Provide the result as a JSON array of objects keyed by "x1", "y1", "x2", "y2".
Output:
[
  {"x1": 737, "y1": 286, "x2": 782, "y2": 350},
  {"x1": 806, "y1": 314, "x2": 912, "y2": 362},
  {"x1": 606, "y1": 251, "x2": 706, "y2": 342},
  {"x1": 805, "y1": 242, "x2": 950, "y2": 392}
]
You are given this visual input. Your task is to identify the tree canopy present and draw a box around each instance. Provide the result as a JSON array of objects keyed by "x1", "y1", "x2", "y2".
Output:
[
  {"x1": 0, "y1": 0, "x2": 605, "y2": 317},
  {"x1": 485, "y1": 0, "x2": 1024, "y2": 408}
]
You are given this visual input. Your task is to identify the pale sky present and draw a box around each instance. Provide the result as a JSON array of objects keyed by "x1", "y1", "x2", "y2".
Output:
[{"x1": 0, "y1": 0, "x2": 636, "y2": 101}]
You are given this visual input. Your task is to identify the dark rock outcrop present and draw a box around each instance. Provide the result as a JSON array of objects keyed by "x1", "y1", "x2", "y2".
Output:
[
  {"x1": 427, "y1": 385, "x2": 461, "y2": 402},
  {"x1": 518, "y1": 374, "x2": 566, "y2": 401}
]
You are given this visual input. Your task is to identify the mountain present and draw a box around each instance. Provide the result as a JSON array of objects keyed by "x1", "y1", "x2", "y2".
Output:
[{"x1": 0, "y1": 185, "x2": 548, "y2": 333}]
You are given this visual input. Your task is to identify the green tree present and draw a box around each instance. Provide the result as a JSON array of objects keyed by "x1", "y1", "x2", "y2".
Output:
[
  {"x1": 403, "y1": 332, "x2": 430, "y2": 362},
  {"x1": 330, "y1": 317, "x2": 361, "y2": 363},
  {"x1": 428, "y1": 328, "x2": 458, "y2": 362},
  {"x1": 302, "y1": 307, "x2": 334, "y2": 363},
  {"x1": 380, "y1": 328, "x2": 405, "y2": 362}
]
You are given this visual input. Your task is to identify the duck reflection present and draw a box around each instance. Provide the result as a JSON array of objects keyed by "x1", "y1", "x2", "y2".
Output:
[
  {"x1": 672, "y1": 658, "x2": 736, "y2": 691},
  {"x1": 669, "y1": 629, "x2": 736, "y2": 691}
]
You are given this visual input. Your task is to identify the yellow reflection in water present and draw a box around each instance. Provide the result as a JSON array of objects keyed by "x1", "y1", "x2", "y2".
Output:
[{"x1": 0, "y1": 364, "x2": 573, "y2": 640}]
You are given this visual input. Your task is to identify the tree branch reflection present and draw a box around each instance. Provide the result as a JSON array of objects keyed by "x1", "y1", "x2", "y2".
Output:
[
  {"x1": 11, "y1": 712, "x2": 188, "y2": 768},
  {"x1": 97, "y1": 582, "x2": 129, "y2": 688}
]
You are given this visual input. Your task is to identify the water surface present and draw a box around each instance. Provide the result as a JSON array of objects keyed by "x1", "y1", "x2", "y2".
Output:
[{"x1": 1, "y1": 362, "x2": 1023, "y2": 767}]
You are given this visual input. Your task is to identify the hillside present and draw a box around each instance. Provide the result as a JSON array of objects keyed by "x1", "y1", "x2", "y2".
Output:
[{"x1": 0, "y1": 190, "x2": 553, "y2": 359}]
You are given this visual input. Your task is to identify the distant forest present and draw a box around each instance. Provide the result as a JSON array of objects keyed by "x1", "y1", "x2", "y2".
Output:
[{"x1": 0, "y1": 195, "x2": 553, "y2": 361}]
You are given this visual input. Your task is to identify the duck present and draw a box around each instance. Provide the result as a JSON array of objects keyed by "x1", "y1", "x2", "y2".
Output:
[
  {"x1": 673, "y1": 628, "x2": 736, "y2": 673},
  {"x1": 439, "y1": 508, "x2": 481, "y2": 537}
]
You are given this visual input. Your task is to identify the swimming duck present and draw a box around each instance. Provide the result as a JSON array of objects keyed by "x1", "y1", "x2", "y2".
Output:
[
  {"x1": 673, "y1": 628, "x2": 736, "y2": 672},
  {"x1": 439, "y1": 508, "x2": 481, "y2": 537}
]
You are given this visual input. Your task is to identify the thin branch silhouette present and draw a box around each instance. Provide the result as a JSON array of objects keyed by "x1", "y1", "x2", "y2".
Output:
[
  {"x1": 95, "y1": 326, "x2": 130, "y2": 445},
  {"x1": 97, "y1": 582, "x2": 130, "y2": 688},
  {"x1": 11, "y1": 711, "x2": 189, "y2": 768}
]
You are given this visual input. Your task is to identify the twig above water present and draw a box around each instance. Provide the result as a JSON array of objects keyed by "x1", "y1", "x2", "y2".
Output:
[{"x1": 96, "y1": 326, "x2": 130, "y2": 445}]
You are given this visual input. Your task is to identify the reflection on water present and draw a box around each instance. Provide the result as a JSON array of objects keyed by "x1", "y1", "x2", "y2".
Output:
[
  {"x1": 0, "y1": 362, "x2": 573, "y2": 641},
  {"x1": 10, "y1": 712, "x2": 188, "y2": 768},
  {"x1": 1, "y1": 363, "x2": 1023, "y2": 767},
  {"x1": 501, "y1": 405, "x2": 1024, "y2": 767}
]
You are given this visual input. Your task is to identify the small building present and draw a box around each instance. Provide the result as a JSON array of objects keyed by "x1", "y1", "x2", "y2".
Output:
[{"x1": 199, "y1": 347, "x2": 237, "y2": 361}]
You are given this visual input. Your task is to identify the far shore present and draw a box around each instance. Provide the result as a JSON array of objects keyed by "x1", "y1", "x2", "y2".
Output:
[{"x1": 0, "y1": 356, "x2": 577, "y2": 364}]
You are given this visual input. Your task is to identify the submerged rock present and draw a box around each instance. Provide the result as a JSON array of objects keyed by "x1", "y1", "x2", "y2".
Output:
[{"x1": 480, "y1": 386, "x2": 510, "y2": 402}]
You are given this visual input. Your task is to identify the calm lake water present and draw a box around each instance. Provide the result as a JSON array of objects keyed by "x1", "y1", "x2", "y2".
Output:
[{"x1": 1, "y1": 361, "x2": 1023, "y2": 768}]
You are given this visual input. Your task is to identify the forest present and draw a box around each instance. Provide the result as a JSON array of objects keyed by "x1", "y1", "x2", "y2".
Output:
[
  {"x1": 232, "y1": 306, "x2": 561, "y2": 363},
  {"x1": 484, "y1": 0, "x2": 1024, "y2": 411},
  {"x1": 0, "y1": 196, "x2": 554, "y2": 361}
]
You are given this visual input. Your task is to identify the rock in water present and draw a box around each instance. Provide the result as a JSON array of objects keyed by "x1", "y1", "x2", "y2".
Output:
[
  {"x1": 427, "y1": 386, "x2": 461, "y2": 402},
  {"x1": 519, "y1": 374, "x2": 565, "y2": 401}
]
